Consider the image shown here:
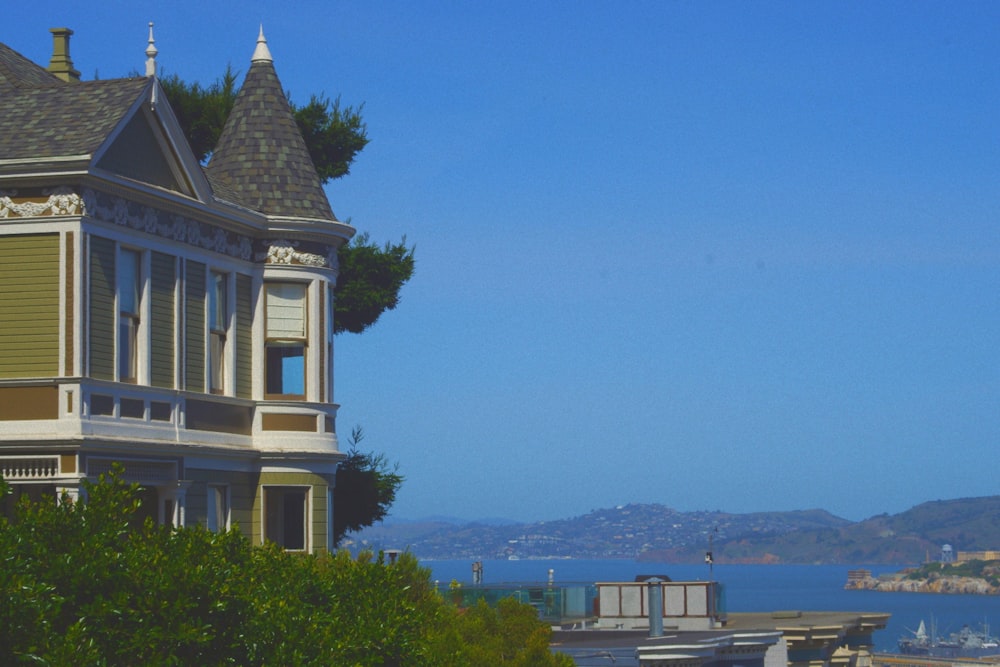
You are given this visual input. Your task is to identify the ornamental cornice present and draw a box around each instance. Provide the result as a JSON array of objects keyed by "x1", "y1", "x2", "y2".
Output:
[
  {"x1": 82, "y1": 188, "x2": 254, "y2": 261},
  {"x1": 254, "y1": 238, "x2": 336, "y2": 269},
  {"x1": 0, "y1": 187, "x2": 84, "y2": 218},
  {"x1": 1, "y1": 187, "x2": 339, "y2": 267}
]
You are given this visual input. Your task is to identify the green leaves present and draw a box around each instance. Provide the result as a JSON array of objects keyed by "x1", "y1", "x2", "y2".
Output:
[
  {"x1": 159, "y1": 66, "x2": 239, "y2": 164},
  {"x1": 335, "y1": 233, "x2": 415, "y2": 335},
  {"x1": 293, "y1": 94, "x2": 369, "y2": 183},
  {"x1": 333, "y1": 426, "x2": 404, "y2": 546},
  {"x1": 1, "y1": 472, "x2": 572, "y2": 665}
]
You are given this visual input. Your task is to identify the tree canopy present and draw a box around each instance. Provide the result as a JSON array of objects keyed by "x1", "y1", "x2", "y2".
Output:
[
  {"x1": 0, "y1": 471, "x2": 573, "y2": 665},
  {"x1": 335, "y1": 233, "x2": 416, "y2": 334},
  {"x1": 334, "y1": 426, "x2": 404, "y2": 546}
]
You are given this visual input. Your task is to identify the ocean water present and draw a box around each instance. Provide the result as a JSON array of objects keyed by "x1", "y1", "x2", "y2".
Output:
[{"x1": 424, "y1": 559, "x2": 1000, "y2": 652}]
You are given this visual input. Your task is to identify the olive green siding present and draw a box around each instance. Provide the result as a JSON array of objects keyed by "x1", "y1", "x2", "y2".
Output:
[
  {"x1": 150, "y1": 251, "x2": 175, "y2": 388},
  {"x1": 184, "y1": 260, "x2": 205, "y2": 392},
  {"x1": 88, "y1": 235, "x2": 115, "y2": 380},
  {"x1": 0, "y1": 234, "x2": 60, "y2": 378},
  {"x1": 183, "y1": 468, "x2": 258, "y2": 534},
  {"x1": 252, "y1": 472, "x2": 333, "y2": 550},
  {"x1": 235, "y1": 274, "x2": 252, "y2": 399}
]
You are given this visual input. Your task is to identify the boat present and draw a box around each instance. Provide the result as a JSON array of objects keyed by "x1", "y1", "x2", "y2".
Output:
[{"x1": 899, "y1": 619, "x2": 1000, "y2": 658}]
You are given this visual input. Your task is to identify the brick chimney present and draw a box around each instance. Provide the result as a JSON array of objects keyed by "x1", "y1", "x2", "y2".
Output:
[{"x1": 47, "y1": 27, "x2": 81, "y2": 82}]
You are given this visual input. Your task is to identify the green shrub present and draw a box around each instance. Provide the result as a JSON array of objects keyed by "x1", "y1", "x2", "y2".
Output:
[{"x1": 0, "y1": 470, "x2": 568, "y2": 665}]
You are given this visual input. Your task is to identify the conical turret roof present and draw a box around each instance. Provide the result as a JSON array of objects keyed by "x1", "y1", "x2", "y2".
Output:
[{"x1": 206, "y1": 29, "x2": 335, "y2": 221}]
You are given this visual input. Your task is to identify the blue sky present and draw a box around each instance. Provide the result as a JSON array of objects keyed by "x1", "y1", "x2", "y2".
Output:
[{"x1": 8, "y1": 2, "x2": 1000, "y2": 523}]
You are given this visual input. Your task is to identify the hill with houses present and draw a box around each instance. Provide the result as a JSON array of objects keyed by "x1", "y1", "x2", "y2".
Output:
[{"x1": 345, "y1": 496, "x2": 1000, "y2": 564}]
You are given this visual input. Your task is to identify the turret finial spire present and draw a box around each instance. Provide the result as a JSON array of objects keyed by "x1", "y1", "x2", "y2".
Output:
[
  {"x1": 145, "y1": 22, "x2": 158, "y2": 77},
  {"x1": 251, "y1": 24, "x2": 272, "y2": 63}
]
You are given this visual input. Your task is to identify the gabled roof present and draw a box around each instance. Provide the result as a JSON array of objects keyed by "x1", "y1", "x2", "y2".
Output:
[
  {"x1": 0, "y1": 42, "x2": 63, "y2": 93},
  {"x1": 205, "y1": 32, "x2": 336, "y2": 222},
  {"x1": 0, "y1": 77, "x2": 150, "y2": 161}
]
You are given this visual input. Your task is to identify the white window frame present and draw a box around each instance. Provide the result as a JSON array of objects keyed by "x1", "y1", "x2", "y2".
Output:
[
  {"x1": 264, "y1": 282, "x2": 308, "y2": 399},
  {"x1": 326, "y1": 284, "x2": 335, "y2": 402},
  {"x1": 206, "y1": 483, "x2": 230, "y2": 532}
]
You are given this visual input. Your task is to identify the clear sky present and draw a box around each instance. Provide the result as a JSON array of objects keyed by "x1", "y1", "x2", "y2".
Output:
[{"x1": 8, "y1": 1, "x2": 1000, "y2": 523}]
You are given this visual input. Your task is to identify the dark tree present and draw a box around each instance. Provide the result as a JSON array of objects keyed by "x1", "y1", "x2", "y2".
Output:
[
  {"x1": 159, "y1": 67, "x2": 238, "y2": 164},
  {"x1": 335, "y1": 233, "x2": 416, "y2": 334},
  {"x1": 294, "y1": 94, "x2": 369, "y2": 182},
  {"x1": 333, "y1": 426, "x2": 403, "y2": 546}
]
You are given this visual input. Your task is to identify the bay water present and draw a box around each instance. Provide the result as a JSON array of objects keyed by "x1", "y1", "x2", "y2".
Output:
[{"x1": 425, "y1": 559, "x2": 1000, "y2": 652}]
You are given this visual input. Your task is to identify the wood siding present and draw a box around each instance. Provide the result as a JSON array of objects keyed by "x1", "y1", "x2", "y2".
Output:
[
  {"x1": 253, "y1": 472, "x2": 333, "y2": 551},
  {"x1": 235, "y1": 273, "x2": 252, "y2": 399},
  {"x1": 64, "y1": 232, "x2": 74, "y2": 375},
  {"x1": 88, "y1": 236, "x2": 115, "y2": 380},
  {"x1": 184, "y1": 260, "x2": 205, "y2": 392},
  {"x1": 150, "y1": 251, "x2": 175, "y2": 388},
  {"x1": 182, "y1": 468, "x2": 259, "y2": 534},
  {"x1": 0, "y1": 234, "x2": 60, "y2": 378}
]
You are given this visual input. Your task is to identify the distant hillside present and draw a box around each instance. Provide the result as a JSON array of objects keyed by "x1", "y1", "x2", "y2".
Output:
[{"x1": 344, "y1": 497, "x2": 1000, "y2": 564}]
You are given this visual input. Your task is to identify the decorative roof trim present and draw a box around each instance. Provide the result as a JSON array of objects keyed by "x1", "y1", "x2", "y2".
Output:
[
  {"x1": 82, "y1": 187, "x2": 254, "y2": 259},
  {"x1": 252, "y1": 25, "x2": 272, "y2": 63},
  {"x1": 0, "y1": 155, "x2": 91, "y2": 166},
  {"x1": 1, "y1": 186, "x2": 340, "y2": 267},
  {"x1": 0, "y1": 187, "x2": 83, "y2": 217},
  {"x1": 255, "y1": 239, "x2": 335, "y2": 268}
]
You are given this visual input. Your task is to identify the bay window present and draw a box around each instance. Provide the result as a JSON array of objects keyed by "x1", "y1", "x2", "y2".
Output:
[{"x1": 265, "y1": 282, "x2": 307, "y2": 398}]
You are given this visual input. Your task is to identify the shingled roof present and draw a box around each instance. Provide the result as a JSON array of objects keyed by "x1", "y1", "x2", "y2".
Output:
[
  {"x1": 0, "y1": 42, "x2": 63, "y2": 93},
  {"x1": 0, "y1": 76, "x2": 150, "y2": 162},
  {"x1": 205, "y1": 31, "x2": 336, "y2": 221}
]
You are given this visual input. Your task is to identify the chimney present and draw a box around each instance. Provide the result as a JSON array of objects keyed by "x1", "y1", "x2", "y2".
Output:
[{"x1": 47, "y1": 27, "x2": 81, "y2": 82}]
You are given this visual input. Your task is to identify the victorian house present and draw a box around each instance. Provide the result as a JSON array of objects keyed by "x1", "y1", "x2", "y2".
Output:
[{"x1": 0, "y1": 26, "x2": 354, "y2": 552}]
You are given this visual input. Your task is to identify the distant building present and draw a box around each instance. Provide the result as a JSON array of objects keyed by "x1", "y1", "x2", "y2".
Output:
[
  {"x1": 0, "y1": 26, "x2": 354, "y2": 552},
  {"x1": 956, "y1": 551, "x2": 1000, "y2": 563},
  {"x1": 941, "y1": 545, "x2": 954, "y2": 563}
]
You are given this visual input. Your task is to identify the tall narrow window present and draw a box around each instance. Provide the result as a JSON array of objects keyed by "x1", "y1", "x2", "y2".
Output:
[
  {"x1": 265, "y1": 283, "x2": 307, "y2": 398},
  {"x1": 209, "y1": 271, "x2": 227, "y2": 394},
  {"x1": 206, "y1": 484, "x2": 229, "y2": 532},
  {"x1": 264, "y1": 486, "x2": 308, "y2": 550},
  {"x1": 118, "y1": 248, "x2": 141, "y2": 383}
]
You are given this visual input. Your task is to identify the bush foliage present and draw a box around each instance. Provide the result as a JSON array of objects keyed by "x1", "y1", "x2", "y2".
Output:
[{"x1": 0, "y1": 470, "x2": 571, "y2": 665}]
